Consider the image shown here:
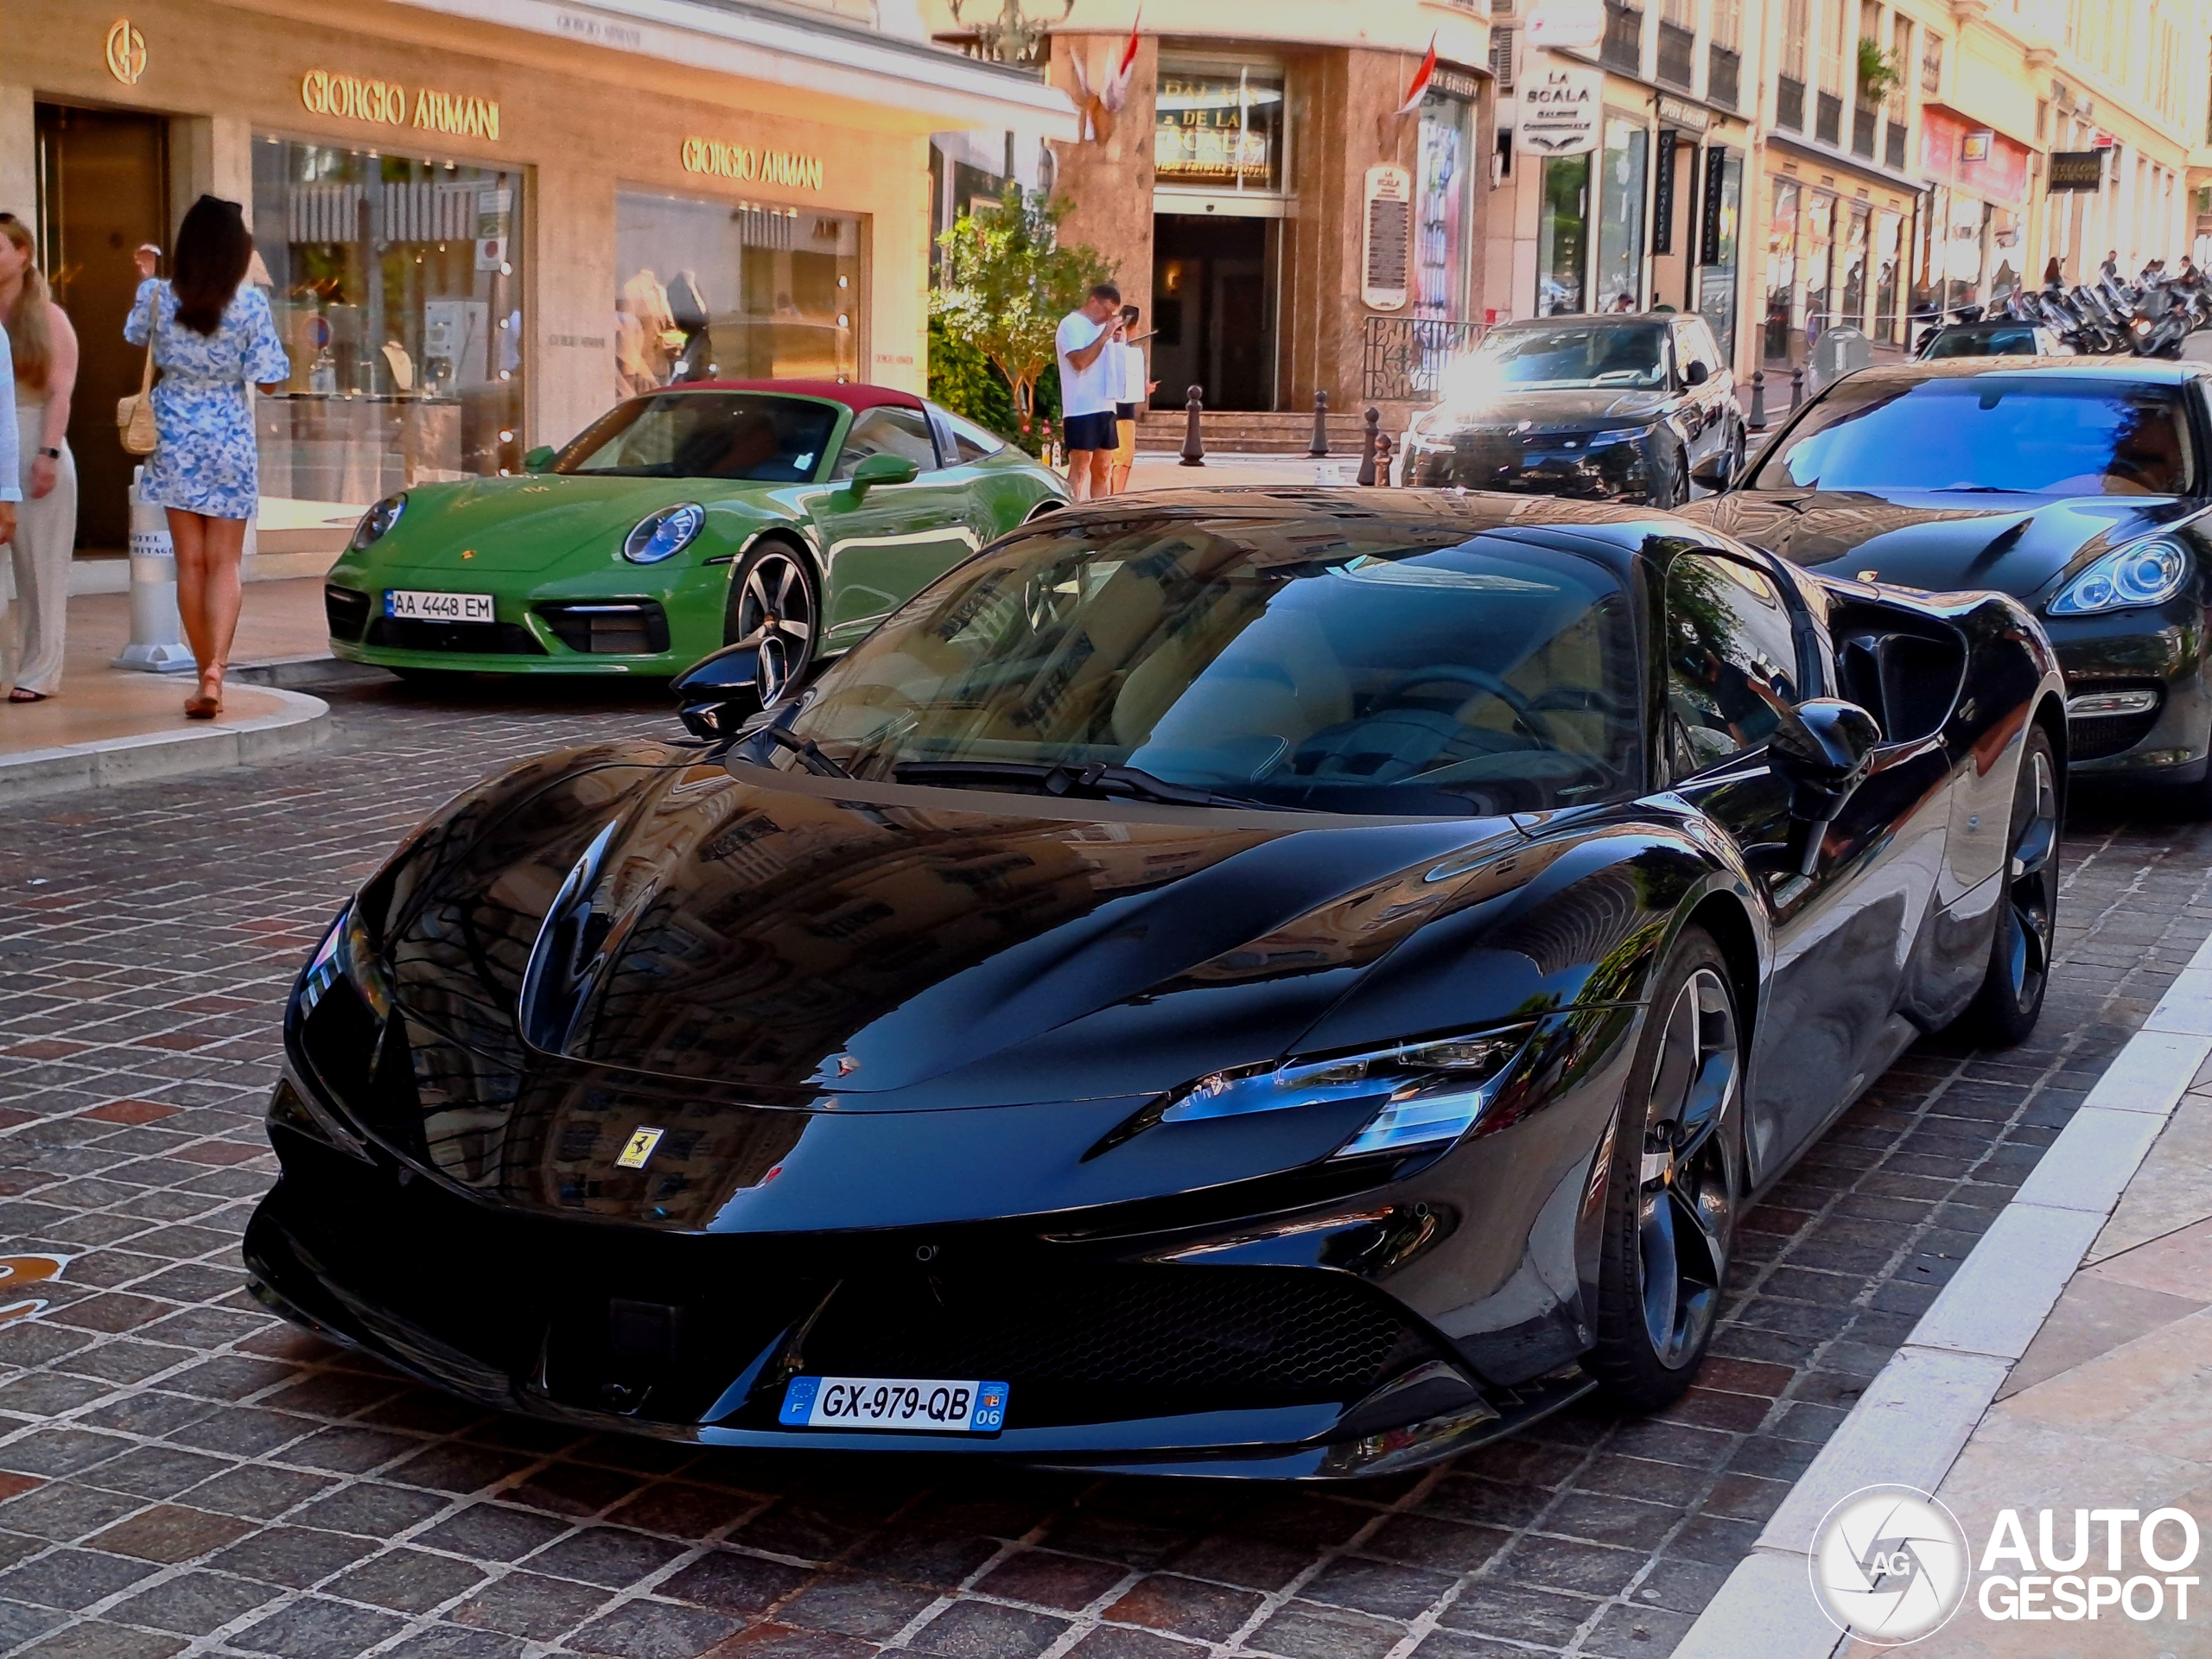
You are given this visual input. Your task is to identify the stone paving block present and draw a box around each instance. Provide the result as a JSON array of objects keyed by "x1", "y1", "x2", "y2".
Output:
[{"x1": 909, "y1": 1598, "x2": 1073, "y2": 1659}]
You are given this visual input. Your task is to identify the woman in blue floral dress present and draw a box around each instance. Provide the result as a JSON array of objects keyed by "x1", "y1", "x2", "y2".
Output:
[{"x1": 124, "y1": 195, "x2": 289, "y2": 717}]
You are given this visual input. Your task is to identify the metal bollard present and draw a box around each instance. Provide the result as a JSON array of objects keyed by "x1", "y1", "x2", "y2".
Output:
[
  {"x1": 1179, "y1": 385, "x2": 1206, "y2": 467},
  {"x1": 1308, "y1": 389, "x2": 1330, "y2": 457},
  {"x1": 111, "y1": 467, "x2": 195, "y2": 673},
  {"x1": 1789, "y1": 367, "x2": 1804, "y2": 411},
  {"x1": 1749, "y1": 371, "x2": 1768, "y2": 430},
  {"x1": 1357, "y1": 408, "x2": 1382, "y2": 486}
]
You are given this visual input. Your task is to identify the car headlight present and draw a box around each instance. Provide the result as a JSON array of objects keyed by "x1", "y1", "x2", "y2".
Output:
[
  {"x1": 299, "y1": 903, "x2": 391, "y2": 1024},
  {"x1": 350, "y1": 492, "x2": 407, "y2": 550},
  {"x1": 1161, "y1": 1026, "x2": 1533, "y2": 1159},
  {"x1": 1587, "y1": 424, "x2": 1656, "y2": 448},
  {"x1": 2047, "y1": 537, "x2": 2192, "y2": 615},
  {"x1": 624, "y1": 503, "x2": 706, "y2": 564}
]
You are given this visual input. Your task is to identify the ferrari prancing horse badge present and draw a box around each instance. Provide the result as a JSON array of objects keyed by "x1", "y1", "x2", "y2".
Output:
[{"x1": 616, "y1": 1128, "x2": 664, "y2": 1170}]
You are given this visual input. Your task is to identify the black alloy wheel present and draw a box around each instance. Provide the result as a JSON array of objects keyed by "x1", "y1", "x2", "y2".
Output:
[
  {"x1": 724, "y1": 540, "x2": 821, "y2": 685},
  {"x1": 1965, "y1": 727, "x2": 2059, "y2": 1045},
  {"x1": 1647, "y1": 443, "x2": 1689, "y2": 511},
  {"x1": 1591, "y1": 926, "x2": 1741, "y2": 1409}
]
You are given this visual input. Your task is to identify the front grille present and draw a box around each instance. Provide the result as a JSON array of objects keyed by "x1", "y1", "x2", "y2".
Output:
[
  {"x1": 535, "y1": 601, "x2": 671, "y2": 656},
  {"x1": 802, "y1": 1268, "x2": 1430, "y2": 1395},
  {"x1": 365, "y1": 616, "x2": 547, "y2": 656},
  {"x1": 325, "y1": 585, "x2": 371, "y2": 642},
  {"x1": 2069, "y1": 706, "x2": 2162, "y2": 761}
]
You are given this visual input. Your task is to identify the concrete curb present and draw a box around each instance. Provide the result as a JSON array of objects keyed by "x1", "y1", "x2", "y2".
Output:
[
  {"x1": 0, "y1": 683, "x2": 331, "y2": 807},
  {"x1": 228, "y1": 654, "x2": 393, "y2": 690},
  {"x1": 1674, "y1": 930, "x2": 2212, "y2": 1658}
]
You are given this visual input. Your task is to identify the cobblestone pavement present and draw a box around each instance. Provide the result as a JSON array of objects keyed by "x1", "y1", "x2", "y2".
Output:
[{"x1": 0, "y1": 678, "x2": 2209, "y2": 1659}]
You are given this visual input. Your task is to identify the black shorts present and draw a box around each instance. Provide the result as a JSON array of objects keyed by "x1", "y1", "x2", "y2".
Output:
[
  {"x1": 1063, "y1": 410, "x2": 1119, "y2": 452},
  {"x1": 1114, "y1": 402, "x2": 1137, "y2": 421}
]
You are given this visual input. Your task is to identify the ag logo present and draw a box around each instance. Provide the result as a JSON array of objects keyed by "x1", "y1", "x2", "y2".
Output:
[
  {"x1": 1812, "y1": 1484, "x2": 1971, "y2": 1645},
  {"x1": 105, "y1": 18, "x2": 149, "y2": 85}
]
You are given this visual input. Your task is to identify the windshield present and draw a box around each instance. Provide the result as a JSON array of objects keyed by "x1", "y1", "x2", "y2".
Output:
[
  {"x1": 1923, "y1": 326, "x2": 2043, "y2": 359},
  {"x1": 554, "y1": 392, "x2": 837, "y2": 481},
  {"x1": 1455, "y1": 321, "x2": 1669, "y2": 392},
  {"x1": 754, "y1": 516, "x2": 1645, "y2": 817},
  {"x1": 1751, "y1": 378, "x2": 2196, "y2": 495}
]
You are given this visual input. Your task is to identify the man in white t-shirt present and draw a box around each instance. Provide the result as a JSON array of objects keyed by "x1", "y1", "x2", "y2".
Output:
[{"x1": 1054, "y1": 283, "x2": 1122, "y2": 501}]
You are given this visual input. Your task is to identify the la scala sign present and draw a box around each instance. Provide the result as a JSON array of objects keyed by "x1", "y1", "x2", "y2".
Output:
[{"x1": 1517, "y1": 60, "x2": 1600, "y2": 156}]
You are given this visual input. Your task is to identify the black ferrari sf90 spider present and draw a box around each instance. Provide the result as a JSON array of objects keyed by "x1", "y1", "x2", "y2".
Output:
[{"x1": 247, "y1": 490, "x2": 2063, "y2": 1477}]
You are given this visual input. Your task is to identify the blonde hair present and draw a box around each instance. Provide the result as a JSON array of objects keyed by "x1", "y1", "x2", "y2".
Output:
[{"x1": 0, "y1": 215, "x2": 53, "y2": 391}]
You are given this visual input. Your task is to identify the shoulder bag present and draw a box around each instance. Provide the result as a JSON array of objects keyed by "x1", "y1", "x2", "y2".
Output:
[{"x1": 117, "y1": 325, "x2": 158, "y2": 457}]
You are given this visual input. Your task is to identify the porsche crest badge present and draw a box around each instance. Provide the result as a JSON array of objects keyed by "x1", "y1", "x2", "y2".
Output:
[{"x1": 616, "y1": 1128, "x2": 664, "y2": 1170}]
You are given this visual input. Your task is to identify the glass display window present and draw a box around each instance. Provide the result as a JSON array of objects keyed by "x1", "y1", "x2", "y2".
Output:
[
  {"x1": 1538, "y1": 154, "x2": 1591, "y2": 316},
  {"x1": 1594, "y1": 118, "x2": 1649, "y2": 312},
  {"x1": 1415, "y1": 92, "x2": 1475, "y2": 319},
  {"x1": 1154, "y1": 60, "x2": 1287, "y2": 193},
  {"x1": 251, "y1": 137, "x2": 525, "y2": 513},
  {"x1": 614, "y1": 189, "x2": 863, "y2": 401}
]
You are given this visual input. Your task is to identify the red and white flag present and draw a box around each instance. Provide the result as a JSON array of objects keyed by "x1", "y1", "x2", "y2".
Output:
[
  {"x1": 1395, "y1": 33, "x2": 1438, "y2": 115},
  {"x1": 1103, "y1": 9, "x2": 1143, "y2": 111}
]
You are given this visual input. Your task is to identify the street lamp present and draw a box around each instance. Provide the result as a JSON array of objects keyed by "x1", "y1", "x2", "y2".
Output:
[{"x1": 947, "y1": 0, "x2": 1073, "y2": 64}]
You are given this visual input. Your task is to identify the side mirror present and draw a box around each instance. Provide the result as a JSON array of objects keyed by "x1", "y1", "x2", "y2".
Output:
[
  {"x1": 1761, "y1": 698, "x2": 1883, "y2": 875},
  {"x1": 848, "y1": 452, "x2": 920, "y2": 496},
  {"x1": 524, "y1": 445, "x2": 557, "y2": 474},
  {"x1": 1689, "y1": 451, "x2": 1736, "y2": 491},
  {"x1": 671, "y1": 641, "x2": 778, "y2": 739},
  {"x1": 1684, "y1": 359, "x2": 1710, "y2": 386}
]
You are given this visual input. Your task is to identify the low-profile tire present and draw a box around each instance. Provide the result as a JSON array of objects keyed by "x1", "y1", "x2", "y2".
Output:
[
  {"x1": 1962, "y1": 726, "x2": 2060, "y2": 1045},
  {"x1": 1589, "y1": 925, "x2": 1743, "y2": 1413},
  {"x1": 722, "y1": 537, "x2": 821, "y2": 684},
  {"x1": 1645, "y1": 443, "x2": 1689, "y2": 510}
]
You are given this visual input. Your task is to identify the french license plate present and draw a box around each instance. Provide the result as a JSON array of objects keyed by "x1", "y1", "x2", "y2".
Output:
[
  {"x1": 385, "y1": 588, "x2": 495, "y2": 623},
  {"x1": 779, "y1": 1375, "x2": 1008, "y2": 1433}
]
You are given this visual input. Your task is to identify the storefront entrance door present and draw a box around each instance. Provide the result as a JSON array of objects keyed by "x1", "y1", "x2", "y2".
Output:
[
  {"x1": 35, "y1": 104, "x2": 169, "y2": 552},
  {"x1": 1151, "y1": 214, "x2": 1274, "y2": 412}
]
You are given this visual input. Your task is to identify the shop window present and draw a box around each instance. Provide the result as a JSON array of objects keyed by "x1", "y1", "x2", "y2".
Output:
[
  {"x1": 1699, "y1": 149, "x2": 1744, "y2": 359},
  {"x1": 1840, "y1": 203, "x2": 1870, "y2": 329},
  {"x1": 1764, "y1": 177, "x2": 1799, "y2": 360},
  {"x1": 1539, "y1": 155, "x2": 1591, "y2": 315},
  {"x1": 1154, "y1": 60, "x2": 1286, "y2": 194},
  {"x1": 251, "y1": 139, "x2": 525, "y2": 512},
  {"x1": 1416, "y1": 92, "x2": 1476, "y2": 319},
  {"x1": 1595, "y1": 118, "x2": 1649, "y2": 311},
  {"x1": 1874, "y1": 209, "x2": 1903, "y2": 341},
  {"x1": 614, "y1": 190, "x2": 862, "y2": 398}
]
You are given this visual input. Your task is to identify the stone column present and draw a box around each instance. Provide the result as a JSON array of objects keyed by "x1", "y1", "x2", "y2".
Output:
[
  {"x1": 0, "y1": 86, "x2": 33, "y2": 223},
  {"x1": 1046, "y1": 34, "x2": 1158, "y2": 328},
  {"x1": 533, "y1": 163, "x2": 616, "y2": 452}
]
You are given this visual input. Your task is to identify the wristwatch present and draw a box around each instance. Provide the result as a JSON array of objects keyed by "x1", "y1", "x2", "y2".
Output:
[{"x1": 37, "y1": 448, "x2": 59, "y2": 460}]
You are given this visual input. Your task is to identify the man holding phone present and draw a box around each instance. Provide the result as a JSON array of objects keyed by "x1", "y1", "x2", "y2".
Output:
[{"x1": 1054, "y1": 283, "x2": 1122, "y2": 501}]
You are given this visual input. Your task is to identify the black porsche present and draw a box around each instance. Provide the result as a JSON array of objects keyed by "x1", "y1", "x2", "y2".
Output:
[
  {"x1": 1400, "y1": 315, "x2": 1745, "y2": 508},
  {"x1": 246, "y1": 490, "x2": 2061, "y2": 1477},
  {"x1": 1682, "y1": 359, "x2": 2212, "y2": 798}
]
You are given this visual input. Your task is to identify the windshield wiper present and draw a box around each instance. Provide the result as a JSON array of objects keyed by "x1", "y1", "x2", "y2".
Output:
[
  {"x1": 763, "y1": 726, "x2": 852, "y2": 779},
  {"x1": 891, "y1": 760, "x2": 1287, "y2": 810}
]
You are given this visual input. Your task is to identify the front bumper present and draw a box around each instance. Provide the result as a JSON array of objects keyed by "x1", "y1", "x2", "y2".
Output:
[
  {"x1": 324, "y1": 563, "x2": 728, "y2": 677},
  {"x1": 2044, "y1": 598, "x2": 2212, "y2": 782},
  {"x1": 243, "y1": 1130, "x2": 1592, "y2": 1478},
  {"x1": 1407, "y1": 432, "x2": 1652, "y2": 500}
]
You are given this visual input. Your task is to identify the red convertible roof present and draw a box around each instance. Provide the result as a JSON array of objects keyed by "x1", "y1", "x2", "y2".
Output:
[{"x1": 675, "y1": 379, "x2": 925, "y2": 412}]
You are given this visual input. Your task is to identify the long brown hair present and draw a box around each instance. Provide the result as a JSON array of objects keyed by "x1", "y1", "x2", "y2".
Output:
[
  {"x1": 0, "y1": 214, "x2": 53, "y2": 391},
  {"x1": 172, "y1": 195, "x2": 251, "y2": 337}
]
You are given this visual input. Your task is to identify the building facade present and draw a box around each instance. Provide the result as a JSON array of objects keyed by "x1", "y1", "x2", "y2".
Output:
[
  {"x1": 5, "y1": 0, "x2": 1071, "y2": 551},
  {"x1": 931, "y1": 0, "x2": 1496, "y2": 418}
]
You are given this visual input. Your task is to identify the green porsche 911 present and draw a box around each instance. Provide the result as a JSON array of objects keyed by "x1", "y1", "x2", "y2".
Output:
[{"x1": 323, "y1": 381, "x2": 1067, "y2": 680}]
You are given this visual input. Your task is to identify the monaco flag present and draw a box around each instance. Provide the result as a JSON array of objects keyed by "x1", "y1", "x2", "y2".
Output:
[
  {"x1": 1104, "y1": 10, "x2": 1143, "y2": 111},
  {"x1": 1395, "y1": 33, "x2": 1438, "y2": 116}
]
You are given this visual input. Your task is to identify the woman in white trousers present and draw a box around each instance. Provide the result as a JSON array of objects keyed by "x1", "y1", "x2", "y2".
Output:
[{"x1": 0, "y1": 213, "x2": 79, "y2": 702}]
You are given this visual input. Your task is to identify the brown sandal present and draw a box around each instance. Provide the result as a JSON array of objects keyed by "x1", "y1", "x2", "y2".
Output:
[{"x1": 185, "y1": 666, "x2": 225, "y2": 720}]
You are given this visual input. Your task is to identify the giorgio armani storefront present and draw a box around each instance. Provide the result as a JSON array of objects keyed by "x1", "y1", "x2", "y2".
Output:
[{"x1": 3, "y1": 0, "x2": 1067, "y2": 551}]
